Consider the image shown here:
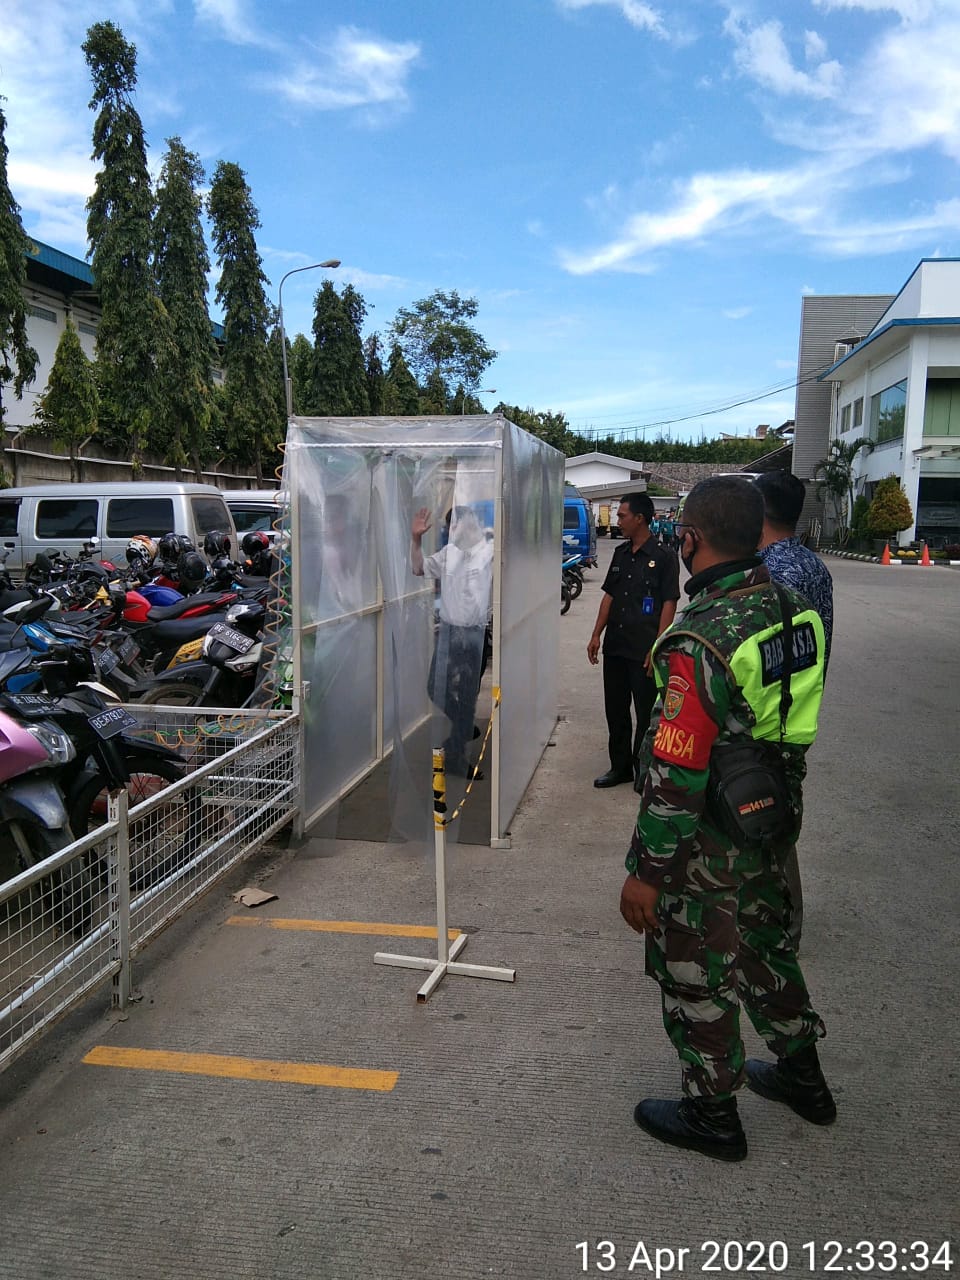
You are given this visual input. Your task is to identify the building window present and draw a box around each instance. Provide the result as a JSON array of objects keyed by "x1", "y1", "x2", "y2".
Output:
[
  {"x1": 853, "y1": 397, "x2": 864, "y2": 428},
  {"x1": 869, "y1": 379, "x2": 907, "y2": 444},
  {"x1": 840, "y1": 404, "x2": 852, "y2": 433},
  {"x1": 27, "y1": 303, "x2": 57, "y2": 323},
  {"x1": 78, "y1": 321, "x2": 98, "y2": 337}
]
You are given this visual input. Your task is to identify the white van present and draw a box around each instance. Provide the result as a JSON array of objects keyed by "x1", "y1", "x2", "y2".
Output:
[
  {"x1": 220, "y1": 489, "x2": 287, "y2": 543},
  {"x1": 0, "y1": 482, "x2": 238, "y2": 574}
]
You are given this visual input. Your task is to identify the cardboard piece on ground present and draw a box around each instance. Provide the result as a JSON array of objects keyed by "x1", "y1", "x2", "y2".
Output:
[{"x1": 232, "y1": 887, "x2": 278, "y2": 908}]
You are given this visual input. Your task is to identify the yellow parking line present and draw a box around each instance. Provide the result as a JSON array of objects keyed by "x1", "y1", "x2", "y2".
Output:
[
  {"x1": 83, "y1": 1045, "x2": 398, "y2": 1091},
  {"x1": 226, "y1": 916, "x2": 460, "y2": 940}
]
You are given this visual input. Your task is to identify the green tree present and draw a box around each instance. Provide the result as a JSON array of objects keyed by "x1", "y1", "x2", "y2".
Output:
[
  {"x1": 419, "y1": 367, "x2": 448, "y2": 414},
  {"x1": 813, "y1": 437, "x2": 872, "y2": 544},
  {"x1": 310, "y1": 281, "x2": 369, "y2": 415},
  {"x1": 153, "y1": 137, "x2": 215, "y2": 477},
  {"x1": 207, "y1": 160, "x2": 280, "y2": 483},
  {"x1": 383, "y1": 340, "x2": 419, "y2": 414},
  {"x1": 867, "y1": 475, "x2": 913, "y2": 541},
  {"x1": 496, "y1": 403, "x2": 578, "y2": 454},
  {"x1": 364, "y1": 332, "x2": 385, "y2": 415},
  {"x1": 0, "y1": 103, "x2": 38, "y2": 428},
  {"x1": 83, "y1": 21, "x2": 161, "y2": 472},
  {"x1": 33, "y1": 318, "x2": 98, "y2": 481},
  {"x1": 289, "y1": 333, "x2": 313, "y2": 415},
  {"x1": 390, "y1": 289, "x2": 496, "y2": 404}
]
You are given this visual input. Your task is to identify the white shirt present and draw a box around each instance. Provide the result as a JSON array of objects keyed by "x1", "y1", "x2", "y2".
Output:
[{"x1": 423, "y1": 539, "x2": 493, "y2": 627}]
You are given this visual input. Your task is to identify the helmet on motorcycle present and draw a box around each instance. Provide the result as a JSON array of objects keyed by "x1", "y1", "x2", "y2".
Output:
[
  {"x1": 177, "y1": 550, "x2": 207, "y2": 592},
  {"x1": 241, "y1": 530, "x2": 271, "y2": 559},
  {"x1": 177, "y1": 534, "x2": 195, "y2": 554},
  {"x1": 126, "y1": 534, "x2": 158, "y2": 567},
  {"x1": 203, "y1": 529, "x2": 232, "y2": 559},
  {"x1": 157, "y1": 532, "x2": 181, "y2": 563}
]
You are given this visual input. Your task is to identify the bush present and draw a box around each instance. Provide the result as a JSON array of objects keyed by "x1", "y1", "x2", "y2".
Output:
[
  {"x1": 850, "y1": 494, "x2": 870, "y2": 538},
  {"x1": 867, "y1": 476, "x2": 913, "y2": 538}
]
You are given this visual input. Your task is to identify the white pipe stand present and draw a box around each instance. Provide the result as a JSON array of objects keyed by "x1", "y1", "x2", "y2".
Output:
[{"x1": 374, "y1": 747, "x2": 516, "y2": 1002}]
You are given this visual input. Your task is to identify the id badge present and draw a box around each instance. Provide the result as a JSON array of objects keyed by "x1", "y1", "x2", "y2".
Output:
[{"x1": 642, "y1": 595, "x2": 655, "y2": 616}]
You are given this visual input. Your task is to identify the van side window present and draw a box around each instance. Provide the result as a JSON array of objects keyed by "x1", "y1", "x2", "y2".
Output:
[
  {"x1": 230, "y1": 506, "x2": 273, "y2": 533},
  {"x1": 105, "y1": 498, "x2": 175, "y2": 537},
  {"x1": 36, "y1": 499, "x2": 98, "y2": 539},
  {"x1": 0, "y1": 498, "x2": 20, "y2": 537},
  {"x1": 192, "y1": 497, "x2": 232, "y2": 534},
  {"x1": 563, "y1": 506, "x2": 582, "y2": 529}
]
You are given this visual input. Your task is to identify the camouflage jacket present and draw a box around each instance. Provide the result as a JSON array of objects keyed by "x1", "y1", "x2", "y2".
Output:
[{"x1": 626, "y1": 560, "x2": 814, "y2": 891}]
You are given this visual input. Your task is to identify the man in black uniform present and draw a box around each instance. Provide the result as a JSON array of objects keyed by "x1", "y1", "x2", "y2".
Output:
[{"x1": 589, "y1": 493, "x2": 680, "y2": 788}]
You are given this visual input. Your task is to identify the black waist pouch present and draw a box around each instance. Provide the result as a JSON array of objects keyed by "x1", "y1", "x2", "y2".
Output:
[{"x1": 706, "y1": 741, "x2": 791, "y2": 849}]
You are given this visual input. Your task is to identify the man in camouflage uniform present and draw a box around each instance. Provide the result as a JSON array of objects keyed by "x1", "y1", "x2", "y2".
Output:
[{"x1": 620, "y1": 476, "x2": 836, "y2": 1162}]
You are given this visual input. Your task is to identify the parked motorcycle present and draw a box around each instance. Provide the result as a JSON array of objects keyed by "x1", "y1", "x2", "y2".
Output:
[{"x1": 0, "y1": 704, "x2": 89, "y2": 935}]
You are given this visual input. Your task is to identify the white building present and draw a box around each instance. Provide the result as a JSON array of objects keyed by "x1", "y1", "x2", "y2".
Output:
[
  {"x1": 819, "y1": 259, "x2": 960, "y2": 546},
  {"x1": 564, "y1": 450, "x2": 646, "y2": 491}
]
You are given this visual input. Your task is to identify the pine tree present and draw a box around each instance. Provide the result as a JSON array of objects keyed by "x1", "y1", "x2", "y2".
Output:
[
  {"x1": 33, "y1": 318, "x2": 98, "y2": 481},
  {"x1": 383, "y1": 340, "x2": 419, "y2": 414},
  {"x1": 0, "y1": 103, "x2": 38, "y2": 428},
  {"x1": 310, "y1": 281, "x2": 358, "y2": 415},
  {"x1": 83, "y1": 21, "x2": 161, "y2": 472},
  {"x1": 207, "y1": 160, "x2": 280, "y2": 484},
  {"x1": 364, "y1": 333, "x2": 385, "y2": 415},
  {"x1": 289, "y1": 333, "x2": 313, "y2": 414},
  {"x1": 419, "y1": 367, "x2": 448, "y2": 414},
  {"x1": 340, "y1": 284, "x2": 369, "y2": 414},
  {"x1": 153, "y1": 137, "x2": 216, "y2": 478},
  {"x1": 867, "y1": 475, "x2": 913, "y2": 540}
]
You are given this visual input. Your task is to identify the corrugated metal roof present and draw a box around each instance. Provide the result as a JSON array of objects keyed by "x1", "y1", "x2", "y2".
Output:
[{"x1": 25, "y1": 238, "x2": 94, "y2": 285}]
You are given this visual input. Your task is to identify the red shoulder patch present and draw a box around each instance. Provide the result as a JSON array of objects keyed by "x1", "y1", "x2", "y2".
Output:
[{"x1": 652, "y1": 653, "x2": 718, "y2": 770}]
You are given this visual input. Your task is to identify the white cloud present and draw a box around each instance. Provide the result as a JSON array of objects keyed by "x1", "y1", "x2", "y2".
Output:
[
  {"x1": 724, "y1": 306, "x2": 753, "y2": 320},
  {"x1": 263, "y1": 27, "x2": 420, "y2": 112},
  {"x1": 812, "y1": 0, "x2": 936, "y2": 19},
  {"x1": 193, "y1": 0, "x2": 276, "y2": 48},
  {"x1": 724, "y1": 15, "x2": 842, "y2": 99},
  {"x1": 561, "y1": 3, "x2": 960, "y2": 275},
  {"x1": 804, "y1": 30, "x2": 829, "y2": 61},
  {"x1": 555, "y1": 0, "x2": 668, "y2": 38}
]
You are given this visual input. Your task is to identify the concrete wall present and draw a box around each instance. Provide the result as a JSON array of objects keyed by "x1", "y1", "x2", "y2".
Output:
[{"x1": 1, "y1": 432, "x2": 261, "y2": 488}]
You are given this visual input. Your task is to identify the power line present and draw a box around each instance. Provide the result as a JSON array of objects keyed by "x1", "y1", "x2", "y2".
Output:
[{"x1": 570, "y1": 360, "x2": 835, "y2": 437}]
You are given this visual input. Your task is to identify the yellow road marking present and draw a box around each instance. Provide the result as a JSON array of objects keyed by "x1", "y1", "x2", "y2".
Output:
[
  {"x1": 226, "y1": 916, "x2": 461, "y2": 940},
  {"x1": 83, "y1": 1046, "x2": 398, "y2": 1091}
]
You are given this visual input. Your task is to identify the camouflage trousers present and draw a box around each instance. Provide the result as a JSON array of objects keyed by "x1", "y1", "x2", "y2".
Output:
[{"x1": 644, "y1": 834, "x2": 825, "y2": 1099}]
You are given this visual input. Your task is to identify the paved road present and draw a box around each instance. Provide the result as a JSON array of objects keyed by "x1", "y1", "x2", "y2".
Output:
[{"x1": 0, "y1": 546, "x2": 957, "y2": 1279}]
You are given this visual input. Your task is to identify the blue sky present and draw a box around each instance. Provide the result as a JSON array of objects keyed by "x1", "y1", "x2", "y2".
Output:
[{"x1": 4, "y1": 0, "x2": 959, "y2": 443}]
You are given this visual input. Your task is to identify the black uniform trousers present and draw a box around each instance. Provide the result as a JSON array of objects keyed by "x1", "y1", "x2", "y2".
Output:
[{"x1": 603, "y1": 652, "x2": 657, "y2": 777}]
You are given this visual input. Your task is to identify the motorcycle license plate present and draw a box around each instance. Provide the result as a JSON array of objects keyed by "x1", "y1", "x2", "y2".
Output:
[
  {"x1": 208, "y1": 621, "x2": 254, "y2": 654},
  {"x1": 3, "y1": 692, "x2": 59, "y2": 715},
  {"x1": 119, "y1": 636, "x2": 139, "y2": 662},
  {"x1": 88, "y1": 707, "x2": 139, "y2": 739},
  {"x1": 97, "y1": 647, "x2": 119, "y2": 673}
]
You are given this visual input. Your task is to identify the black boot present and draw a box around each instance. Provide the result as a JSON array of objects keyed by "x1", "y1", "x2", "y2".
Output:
[
  {"x1": 634, "y1": 1095, "x2": 747, "y2": 1162},
  {"x1": 745, "y1": 1044, "x2": 836, "y2": 1125}
]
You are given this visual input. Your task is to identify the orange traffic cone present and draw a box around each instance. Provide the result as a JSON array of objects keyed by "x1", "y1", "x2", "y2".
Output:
[
  {"x1": 879, "y1": 542, "x2": 891, "y2": 565},
  {"x1": 920, "y1": 542, "x2": 932, "y2": 566}
]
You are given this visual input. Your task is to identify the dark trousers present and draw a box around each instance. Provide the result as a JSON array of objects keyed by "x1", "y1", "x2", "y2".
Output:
[
  {"x1": 603, "y1": 653, "x2": 657, "y2": 775},
  {"x1": 427, "y1": 622, "x2": 485, "y2": 767}
]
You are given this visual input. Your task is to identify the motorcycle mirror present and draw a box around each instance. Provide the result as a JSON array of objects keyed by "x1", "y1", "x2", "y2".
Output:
[{"x1": 2, "y1": 596, "x2": 52, "y2": 624}]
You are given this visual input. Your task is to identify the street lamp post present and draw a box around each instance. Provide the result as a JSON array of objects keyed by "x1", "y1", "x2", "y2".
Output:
[
  {"x1": 461, "y1": 387, "x2": 497, "y2": 414},
  {"x1": 278, "y1": 259, "x2": 341, "y2": 417}
]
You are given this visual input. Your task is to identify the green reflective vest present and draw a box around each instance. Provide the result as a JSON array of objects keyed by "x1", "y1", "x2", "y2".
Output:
[{"x1": 653, "y1": 582, "x2": 825, "y2": 745}]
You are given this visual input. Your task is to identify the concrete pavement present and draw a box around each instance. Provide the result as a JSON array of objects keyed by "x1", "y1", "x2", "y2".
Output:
[{"x1": 0, "y1": 543, "x2": 957, "y2": 1279}]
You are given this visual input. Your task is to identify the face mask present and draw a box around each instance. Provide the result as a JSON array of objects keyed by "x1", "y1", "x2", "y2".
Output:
[{"x1": 681, "y1": 531, "x2": 697, "y2": 575}]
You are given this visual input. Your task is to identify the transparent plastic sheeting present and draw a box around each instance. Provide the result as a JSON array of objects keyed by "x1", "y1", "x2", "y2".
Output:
[{"x1": 284, "y1": 416, "x2": 564, "y2": 846}]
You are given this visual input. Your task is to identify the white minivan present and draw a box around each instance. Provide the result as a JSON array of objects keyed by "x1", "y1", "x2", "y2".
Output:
[
  {"x1": 220, "y1": 489, "x2": 287, "y2": 544},
  {"x1": 0, "y1": 482, "x2": 238, "y2": 574}
]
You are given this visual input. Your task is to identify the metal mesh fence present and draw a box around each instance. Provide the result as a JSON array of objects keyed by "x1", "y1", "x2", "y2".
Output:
[{"x1": 0, "y1": 708, "x2": 298, "y2": 1072}]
